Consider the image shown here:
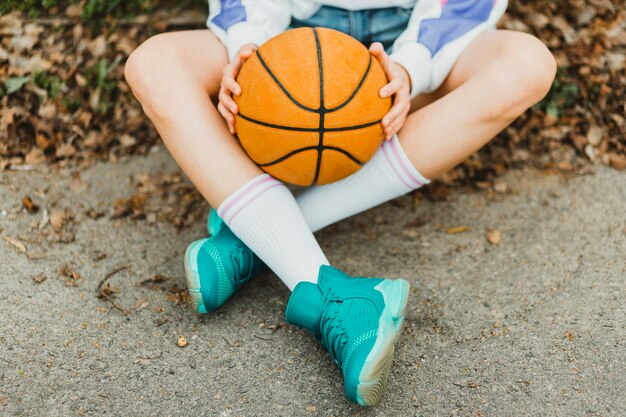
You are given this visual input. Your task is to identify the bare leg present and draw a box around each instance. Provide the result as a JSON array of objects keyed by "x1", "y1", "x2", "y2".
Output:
[
  {"x1": 399, "y1": 30, "x2": 557, "y2": 179},
  {"x1": 125, "y1": 30, "x2": 329, "y2": 290},
  {"x1": 124, "y1": 30, "x2": 262, "y2": 207}
]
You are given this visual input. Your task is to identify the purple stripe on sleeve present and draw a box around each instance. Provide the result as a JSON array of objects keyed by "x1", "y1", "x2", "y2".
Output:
[
  {"x1": 418, "y1": 0, "x2": 494, "y2": 55},
  {"x1": 211, "y1": 0, "x2": 247, "y2": 31}
]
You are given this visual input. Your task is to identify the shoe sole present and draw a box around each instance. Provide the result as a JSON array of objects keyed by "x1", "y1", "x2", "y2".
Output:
[
  {"x1": 184, "y1": 239, "x2": 208, "y2": 314},
  {"x1": 355, "y1": 279, "x2": 410, "y2": 407}
]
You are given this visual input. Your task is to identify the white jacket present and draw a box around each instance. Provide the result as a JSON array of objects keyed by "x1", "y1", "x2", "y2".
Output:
[{"x1": 207, "y1": 0, "x2": 508, "y2": 97}]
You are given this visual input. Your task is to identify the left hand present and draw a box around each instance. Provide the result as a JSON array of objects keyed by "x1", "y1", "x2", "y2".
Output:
[{"x1": 369, "y1": 42, "x2": 411, "y2": 140}]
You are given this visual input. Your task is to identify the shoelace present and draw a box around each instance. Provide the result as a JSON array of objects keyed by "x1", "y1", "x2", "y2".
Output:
[
  {"x1": 319, "y1": 300, "x2": 349, "y2": 368},
  {"x1": 228, "y1": 244, "x2": 254, "y2": 285}
]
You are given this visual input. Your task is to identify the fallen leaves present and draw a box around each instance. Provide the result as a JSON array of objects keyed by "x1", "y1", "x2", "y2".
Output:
[
  {"x1": 49, "y1": 209, "x2": 69, "y2": 231},
  {"x1": 446, "y1": 226, "x2": 471, "y2": 234},
  {"x1": 4, "y1": 236, "x2": 26, "y2": 253},
  {"x1": 112, "y1": 194, "x2": 148, "y2": 219},
  {"x1": 22, "y1": 195, "x2": 39, "y2": 213},
  {"x1": 59, "y1": 263, "x2": 80, "y2": 286},
  {"x1": 96, "y1": 265, "x2": 130, "y2": 315},
  {"x1": 32, "y1": 273, "x2": 47, "y2": 284},
  {"x1": 69, "y1": 171, "x2": 88, "y2": 192},
  {"x1": 487, "y1": 229, "x2": 503, "y2": 245}
]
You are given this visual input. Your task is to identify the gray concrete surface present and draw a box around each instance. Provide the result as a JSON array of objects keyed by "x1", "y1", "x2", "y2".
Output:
[{"x1": 1, "y1": 148, "x2": 624, "y2": 417}]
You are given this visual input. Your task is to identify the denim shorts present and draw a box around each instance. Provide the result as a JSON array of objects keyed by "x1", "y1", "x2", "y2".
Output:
[{"x1": 290, "y1": 6, "x2": 413, "y2": 54}]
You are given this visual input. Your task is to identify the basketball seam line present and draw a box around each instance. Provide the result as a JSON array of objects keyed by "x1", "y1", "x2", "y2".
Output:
[
  {"x1": 255, "y1": 50, "x2": 318, "y2": 113},
  {"x1": 247, "y1": 27, "x2": 377, "y2": 185},
  {"x1": 257, "y1": 146, "x2": 364, "y2": 168},
  {"x1": 326, "y1": 55, "x2": 373, "y2": 113},
  {"x1": 237, "y1": 113, "x2": 381, "y2": 132},
  {"x1": 311, "y1": 27, "x2": 325, "y2": 186}
]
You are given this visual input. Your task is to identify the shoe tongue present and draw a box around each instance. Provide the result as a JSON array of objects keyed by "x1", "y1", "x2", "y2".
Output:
[{"x1": 285, "y1": 282, "x2": 323, "y2": 333}]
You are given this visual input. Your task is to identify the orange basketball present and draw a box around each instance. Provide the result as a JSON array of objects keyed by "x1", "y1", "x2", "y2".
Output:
[{"x1": 234, "y1": 27, "x2": 391, "y2": 186}]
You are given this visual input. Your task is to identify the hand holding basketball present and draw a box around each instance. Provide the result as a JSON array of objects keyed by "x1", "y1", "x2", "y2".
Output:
[
  {"x1": 217, "y1": 43, "x2": 258, "y2": 134},
  {"x1": 369, "y1": 42, "x2": 411, "y2": 141}
]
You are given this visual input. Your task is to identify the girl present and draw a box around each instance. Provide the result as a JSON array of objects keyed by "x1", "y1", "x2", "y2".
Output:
[{"x1": 124, "y1": 0, "x2": 556, "y2": 406}]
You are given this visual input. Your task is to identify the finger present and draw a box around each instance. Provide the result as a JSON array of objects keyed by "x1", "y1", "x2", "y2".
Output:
[
  {"x1": 369, "y1": 43, "x2": 388, "y2": 68},
  {"x1": 217, "y1": 101, "x2": 235, "y2": 134},
  {"x1": 385, "y1": 99, "x2": 409, "y2": 136},
  {"x1": 380, "y1": 76, "x2": 404, "y2": 98},
  {"x1": 219, "y1": 89, "x2": 238, "y2": 114},
  {"x1": 221, "y1": 72, "x2": 242, "y2": 96},
  {"x1": 385, "y1": 115, "x2": 406, "y2": 140},
  {"x1": 369, "y1": 42, "x2": 385, "y2": 55},
  {"x1": 382, "y1": 93, "x2": 409, "y2": 127},
  {"x1": 238, "y1": 43, "x2": 258, "y2": 60}
]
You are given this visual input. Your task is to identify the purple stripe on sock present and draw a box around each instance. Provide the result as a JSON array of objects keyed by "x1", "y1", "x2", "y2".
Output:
[
  {"x1": 389, "y1": 138, "x2": 424, "y2": 188},
  {"x1": 381, "y1": 141, "x2": 415, "y2": 191},
  {"x1": 227, "y1": 182, "x2": 283, "y2": 224},
  {"x1": 219, "y1": 175, "x2": 275, "y2": 221}
]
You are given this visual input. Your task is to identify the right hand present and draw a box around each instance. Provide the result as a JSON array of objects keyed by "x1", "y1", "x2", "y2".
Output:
[{"x1": 218, "y1": 43, "x2": 258, "y2": 134}]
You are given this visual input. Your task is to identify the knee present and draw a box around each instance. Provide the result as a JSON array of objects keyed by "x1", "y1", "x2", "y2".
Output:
[
  {"x1": 124, "y1": 33, "x2": 181, "y2": 119},
  {"x1": 492, "y1": 33, "x2": 557, "y2": 119}
]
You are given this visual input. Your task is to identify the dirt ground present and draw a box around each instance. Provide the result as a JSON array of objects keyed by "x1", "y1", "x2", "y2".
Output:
[{"x1": 1, "y1": 149, "x2": 624, "y2": 416}]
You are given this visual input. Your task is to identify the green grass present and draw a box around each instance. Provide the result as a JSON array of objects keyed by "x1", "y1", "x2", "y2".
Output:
[{"x1": 0, "y1": 0, "x2": 154, "y2": 19}]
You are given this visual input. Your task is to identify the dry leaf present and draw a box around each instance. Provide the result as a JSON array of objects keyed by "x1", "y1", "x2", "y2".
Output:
[
  {"x1": 119, "y1": 133, "x2": 137, "y2": 148},
  {"x1": 59, "y1": 264, "x2": 80, "y2": 286},
  {"x1": 50, "y1": 209, "x2": 66, "y2": 231},
  {"x1": 24, "y1": 148, "x2": 46, "y2": 164},
  {"x1": 446, "y1": 226, "x2": 471, "y2": 234},
  {"x1": 487, "y1": 229, "x2": 502, "y2": 245},
  {"x1": 32, "y1": 273, "x2": 47, "y2": 284},
  {"x1": 608, "y1": 153, "x2": 626, "y2": 170},
  {"x1": 97, "y1": 282, "x2": 119, "y2": 298},
  {"x1": 22, "y1": 195, "x2": 39, "y2": 213},
  {"x1": 4, "y1": 236, "x2": 26, "y2": 253},
  {"x1": 55, "y1": 143, "x2": 76, "y2": 158},
  {"x1": 493, "y1": 182, "x2": 508, "y2": 194},
  {"x1": 177, "y1": 335, "x2": 188, "y2": 348},
  {"x1": 586, "y1": 125, "x2": 604, "y2": 146},
  {"x1": 69, "y1": 172, "x2": 88, "y2": 193}
]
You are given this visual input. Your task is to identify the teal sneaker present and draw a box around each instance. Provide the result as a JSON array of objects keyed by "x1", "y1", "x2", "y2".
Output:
[
  {"x1": 285, "y1": 265, "x2": 410, "y2": 406},
  {"x1": 184, "y1": 210, "x2": 265, "y2": 314}
]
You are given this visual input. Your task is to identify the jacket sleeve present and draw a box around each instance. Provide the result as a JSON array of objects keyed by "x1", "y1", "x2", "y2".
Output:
[
  {"x1": 207, "y1": 0, "x2": 291, "y2": 61},
  {"x1": 389, "y1": 0, "x2": 508, "y2": 98}
]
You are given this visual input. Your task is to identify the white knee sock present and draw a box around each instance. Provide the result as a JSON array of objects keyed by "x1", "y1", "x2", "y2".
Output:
[
  {"x1": 297, "y1": 136, "x2": 429, "y2": 232},
  {"x1": 217, "y1": 174, "x2": 329, "y2": 290}
]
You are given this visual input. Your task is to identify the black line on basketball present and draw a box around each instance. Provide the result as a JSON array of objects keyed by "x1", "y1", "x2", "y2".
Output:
[
  {"x1": 257, "y1": 146, "x2": 318, "y2": 167},
  {"x1": 237, "y1": 113, "x2": 382, "y2": 133},
  {"x1": 323, "y1": 146, "x2": 364, "y2": 166},
  {"x1": 237, "y1": 113, "x2": 317, "y2": 132},
  {"x1": 326, "y1": 120, "x2": 381, "y2": 132},
  {"x1": 256, "y1": 50, "x2": 318, "y2": 113},
  {"x1": 326, "y1": 55, "x2": 373, "y2": 113},
  {"x1": 255, "y1": 145, "x2": 363, "y2": 168},
  {"x1": 311, "y1": 27, "x2": 325, "y2": 186}
]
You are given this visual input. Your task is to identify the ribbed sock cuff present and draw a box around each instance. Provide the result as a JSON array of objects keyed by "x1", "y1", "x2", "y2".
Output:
[{"x1": 379, "y1": 136, "x2": 430, "y2": 191}]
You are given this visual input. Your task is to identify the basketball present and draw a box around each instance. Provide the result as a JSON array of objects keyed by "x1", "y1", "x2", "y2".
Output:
[{"x1": 233, "y1": 27, "x2": 391, "y2": 186}]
